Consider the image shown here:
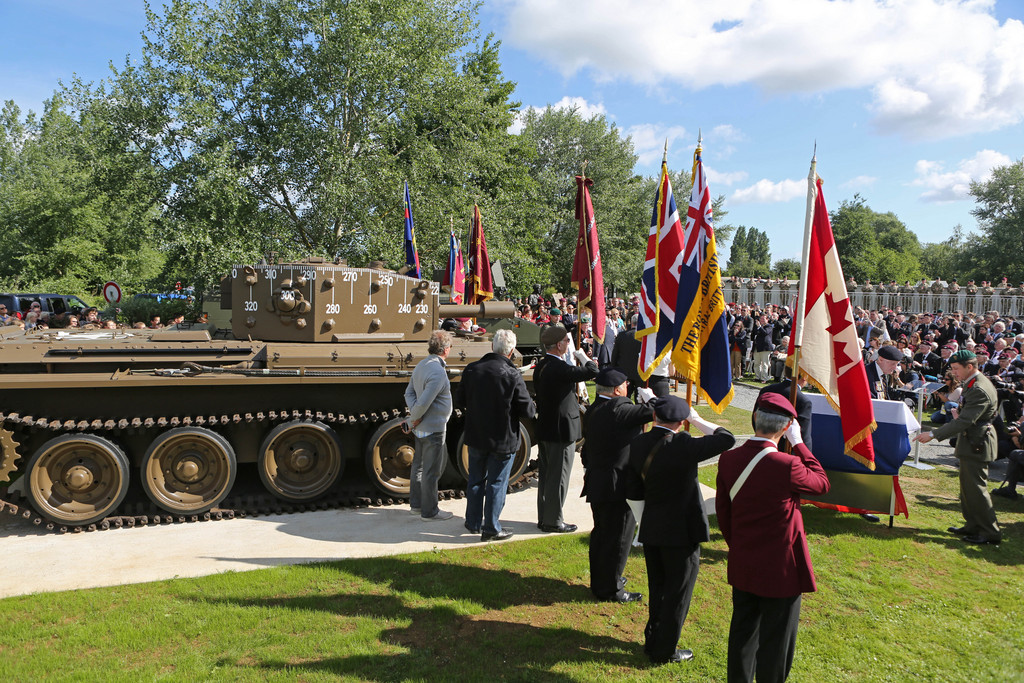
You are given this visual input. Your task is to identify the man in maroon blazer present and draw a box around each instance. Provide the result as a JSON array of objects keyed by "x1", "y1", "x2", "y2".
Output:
[{"x1": 716, "y1": 392, "x2": 830, "y2": 682}]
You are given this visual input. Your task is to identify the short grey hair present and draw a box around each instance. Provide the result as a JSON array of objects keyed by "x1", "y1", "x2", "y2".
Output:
[
  {"x1": 492, "y1": 328, "x2": 517, "y2": 356},
  {"x1": 595, "y1": 384, "x2": 616, "y2": 395},
  {"x1": 427, "y1": 330, "x2": 453, "y2": 355},
  {"x1": 753, "y1": 410, "x2": 791, "y2": 435}
]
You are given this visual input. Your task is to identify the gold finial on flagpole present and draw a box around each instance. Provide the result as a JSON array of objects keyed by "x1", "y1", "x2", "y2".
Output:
[
  {"x1": 697, "y1": 128, "x2": 702, "y2": 148},
  {"x1": 662, "y1": 138, "x2": 669, "y2": 165},
  {"x1": 581, "y1": 159, "x2": 589, "y2": 180},
  {"x1": 812, "y1": 140, "x2": 817, "y2": 163}
]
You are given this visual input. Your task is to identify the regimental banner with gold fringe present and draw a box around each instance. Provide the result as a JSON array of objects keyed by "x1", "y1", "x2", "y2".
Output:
[
  {"x1": 466, "y1": 204, "x2": 493, "y2": 306},
  {"x1": 572, "y1": 176, "x2": 606, "y2": 344},
  {"x1": 670, "y1": 143, "x2": 733, "y2": 413}
]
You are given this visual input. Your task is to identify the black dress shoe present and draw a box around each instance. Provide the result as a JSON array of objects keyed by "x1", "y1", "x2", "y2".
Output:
[
  {"x1": 651, "y1": 648, "x2": 694, "y2": 664},
  {"x1": 860, "y1": 513, "x2": 880, "y2": 522},
  {"x1": 482, "y1": 529, "x2": 513, "y2": 542},
  {"x1": 991, "y1": 487, "x2": 1020, "y2": 500},
  {"x1": 464, "y1": 522, "x2": 481, "y2": 534},
  {"x1": 606, "y1": 591, "x2": 642, "y2": 603},
  {"x1": 962, "y1": 534, "x2": 1001, "y2": 545},
  {"x1": 539, "y1": 522, "x2": 578, "y2": 533},
  {"x1": 948, "y1": 525, "x2": 971, "y2": 535}
]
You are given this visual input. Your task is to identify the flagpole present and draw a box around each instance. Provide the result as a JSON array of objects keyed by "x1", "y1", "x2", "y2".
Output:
[
  {"x1": 789, "y1": 146, "x2": 818, "y2": 414},
  {"x1": 685, "y1": 133, "x2": 699, "y2": 428},
  {"x1": 578, "y1": 161, "x2": 588, "y2": 354}
]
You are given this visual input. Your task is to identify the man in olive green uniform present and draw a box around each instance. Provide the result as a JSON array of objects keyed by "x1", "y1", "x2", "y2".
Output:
[{"x1": 914, "y1": 350, "x2": 1001, "y2": 545}]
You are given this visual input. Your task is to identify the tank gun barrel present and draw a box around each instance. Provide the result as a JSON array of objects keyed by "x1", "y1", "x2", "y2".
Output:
[{"x1": 440, "y1": 301, "x2": 515, "y2": 319}]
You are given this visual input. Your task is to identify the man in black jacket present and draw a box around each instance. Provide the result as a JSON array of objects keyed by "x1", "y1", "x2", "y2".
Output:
[
  {"x1": 755, "y1": 366, "x2": 813, "y2": 451},
  {"x1": 455, "y1": 329, "x2": 536, "y2": 542},
  {"x1": 625, "y1": 395, "x2": 736, "y2": 664},
  {"x1": 582, "y1": 367, "x2": 652, "y2": 603},
  {"x1": 534, "y1": 323, "x2": 599, "y2": 533},
  {"x1": 752, "y1": 315, "x2": 775, "y2": 382},
  {"x1": 610, "y1": 314, "x2": 643, "y2": 400}
]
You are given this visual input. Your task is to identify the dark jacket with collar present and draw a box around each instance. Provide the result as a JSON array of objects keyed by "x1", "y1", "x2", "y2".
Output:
[
  {"x1": 581, "y1": 395, "x2": 652, "y2": 503},
  {"x1": 455, "y1": 352, "x2": 536, "y2": 453},
  {"x1": 625, "y1": 426, "x2": 736, "y2": 547},
  {"x1": 533, "y1": 353, "x2": 598, "y2": 443}
]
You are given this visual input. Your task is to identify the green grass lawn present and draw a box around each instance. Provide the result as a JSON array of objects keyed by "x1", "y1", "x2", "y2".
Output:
[{"x1": 2, "y1": 467, "x2": 1022, "y2": 682}]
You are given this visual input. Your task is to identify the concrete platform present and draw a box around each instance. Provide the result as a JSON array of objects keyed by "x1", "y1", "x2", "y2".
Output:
[{"x1": 0, "y1": 452, "x2": 718, "y2": 599}]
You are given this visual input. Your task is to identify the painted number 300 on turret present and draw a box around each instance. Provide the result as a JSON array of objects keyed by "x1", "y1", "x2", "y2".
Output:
[{"x1": 0, "y1": 259, "x2": 529, "y2": 531}]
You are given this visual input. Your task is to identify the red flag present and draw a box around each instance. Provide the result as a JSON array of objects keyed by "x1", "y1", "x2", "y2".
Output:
[
  {"x1": 789, "y1": 174, "x2": 876, "y2": 469},
  {"x1": 466, "y1": 205, "x2": 493, "y2": 305},
  {"x1": 442, "y1": 229, "x2": 466, "y2": 304},
  {"x1": 572, "y1": 176, "x2": 605, "y2": 343}
]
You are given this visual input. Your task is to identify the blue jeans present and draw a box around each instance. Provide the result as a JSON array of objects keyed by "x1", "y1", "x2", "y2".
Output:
[
  {"x1": 931, "y1": 401, "x2": 957, "y2": 424},
  {"x1": 410, "y1": 432, "x2": 446, "y2": 518},
  {"x1": 465, "y1": 447, "x2": 515, "y2": 535}
]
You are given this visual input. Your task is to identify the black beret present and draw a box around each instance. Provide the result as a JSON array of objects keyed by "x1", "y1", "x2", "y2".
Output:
[
  {"x1": 878, "y1": 345, "x2": 903, "y2": 361},
  {"x1": 653, "y1": 395, "x2": 690, "y2": 422},
  {"x1": 595, "y1": 367, "x2": 627, "y2": 387},
  {"x1": 540, "y1": 323, "x2": 569, "y2": 346}
]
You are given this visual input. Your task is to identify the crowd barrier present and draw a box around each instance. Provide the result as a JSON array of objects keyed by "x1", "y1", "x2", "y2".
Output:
[{"x1": 722, "y1": 284, "x2": 1024, "y2": 318}]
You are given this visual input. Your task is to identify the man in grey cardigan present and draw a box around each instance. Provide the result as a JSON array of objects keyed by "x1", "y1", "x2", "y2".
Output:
[{"x1": 404, "y1": 330, "x2": 455, "y2": 521}]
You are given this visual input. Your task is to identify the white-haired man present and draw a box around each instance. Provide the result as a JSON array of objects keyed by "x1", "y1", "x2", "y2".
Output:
[{"x1": 455, "y1": 329, "x2": 536, "y2": 541}]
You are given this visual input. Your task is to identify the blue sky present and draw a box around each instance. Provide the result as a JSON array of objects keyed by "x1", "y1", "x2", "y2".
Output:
[{"x1": 2, "y1": 0, "x2": 1022, "y2": 265}]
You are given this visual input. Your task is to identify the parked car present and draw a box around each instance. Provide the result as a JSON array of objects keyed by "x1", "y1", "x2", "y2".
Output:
[{"x1": 0, "y1": 293, "x2": 90, "y2": 319}]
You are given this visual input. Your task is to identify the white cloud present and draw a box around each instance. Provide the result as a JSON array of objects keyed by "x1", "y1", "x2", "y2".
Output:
[
  {"x1": 706, "y1": 168, "x2": 748, "y2": 187},
  {"x1": 730, "y1": 178, "x2": 805, "y2": 205},
  {"x1": 842, "y1": 175, "x2": 878, "y2": 189},
  {"x1": 624, "y1": 123, "x2": 689, "y2": 165},
  {"x1": 501, "y1": 0, "x2": 1024, "y2": 139},
  {"x1": 910, "y1": 149, "x2": 1014, "y2": 203},
  {"x1": 510, "y1": 96, "x2": 608, "y2": 133}
]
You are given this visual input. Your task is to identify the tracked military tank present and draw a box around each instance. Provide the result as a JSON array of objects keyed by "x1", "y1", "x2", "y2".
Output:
[{"x1": 0, "y1": 258, "x2": 531, "y2": 529}]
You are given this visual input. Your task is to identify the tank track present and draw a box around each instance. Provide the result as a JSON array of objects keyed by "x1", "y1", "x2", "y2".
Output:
[{"x1": 0, "y1": 407, "x2": 538, "y2": 535}]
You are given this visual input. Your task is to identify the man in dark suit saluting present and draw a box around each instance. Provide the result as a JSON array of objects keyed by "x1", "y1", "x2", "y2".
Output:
[
  {"x1": 625, "y1": 395, "x2": 735, "y2": 665},
  {"x1": 534, "y1": 323, "x2": 599, "y2": 533},
  {"x1": 582, "y1": 367, "x2": 652, "y2": 603},
  {"x1": 716, "y1": 392, "x2": 830, "y2": 682}
]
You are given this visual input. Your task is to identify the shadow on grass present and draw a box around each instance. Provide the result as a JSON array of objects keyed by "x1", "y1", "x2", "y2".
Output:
[{"x1": 197, "y1": 559, "x2": 649, "y2": 681}]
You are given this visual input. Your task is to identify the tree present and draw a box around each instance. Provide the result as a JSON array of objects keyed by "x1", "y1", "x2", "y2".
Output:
[
  {"x1": 969, "y1": 160, "x2": 1024, "y2": 283},
  {"x1": 117, "y1": 0, "x2": 527, "y2": 289},
  {"x1": 829, "y1": 195, "x2": 922, "y2": 283},
  {"x1": 725, "y1": 225, "x2": 771, "y2": 275},
  {"x1": 517, "y1": 105, "x2": 647, "y2": 294},
  {"x1": 772, "y1": 258, "x2": 801, "y2": 279},
  {"x1": 0, "y1": 91, "x2": 165, "y2": 295}
]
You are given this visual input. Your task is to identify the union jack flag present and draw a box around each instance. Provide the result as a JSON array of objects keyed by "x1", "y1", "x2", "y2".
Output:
[{"x1": 637, "y1": 162, "x2": 685, "y2": 381}]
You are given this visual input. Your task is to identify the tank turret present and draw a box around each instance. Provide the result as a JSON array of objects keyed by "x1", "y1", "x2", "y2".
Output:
[{"x1": 223, "y1": 258, "x2": 513, "y2": 342}]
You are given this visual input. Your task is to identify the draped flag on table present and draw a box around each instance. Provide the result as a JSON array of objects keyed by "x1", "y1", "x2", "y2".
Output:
[
  {"x1": 572, "y1": 176, "x2": 606, "y2": 344},
  {"x1": 403, "y1": 181, "x2": 421, "y2": 279},
  {"x1": 670, "y1": 144, "x2": 733, "y2": 413},
  {"x1": 443, "y1": 229, "x2": 466, "y2": 304},
  {"x1": 788, "y1": 165, "x2": 877, "y2": 470},
  {"x1": 637, "y1": 159, "x2": 686, "y2": 381},
  {"x1": 466, "y1": 205, "x2": 493, "y2": 305}
]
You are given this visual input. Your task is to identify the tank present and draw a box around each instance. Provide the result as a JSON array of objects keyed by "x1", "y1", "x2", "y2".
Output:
[{"x1": 0, "y1": 258, "x2": 532, "y2": 528}]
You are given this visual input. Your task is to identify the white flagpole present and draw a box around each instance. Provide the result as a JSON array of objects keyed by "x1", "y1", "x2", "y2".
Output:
[
  {"x1": 787, "y1": 149, "x2": 817, "y2": 415},
  {"x1": 793, "y1": 149, "x2": 817, "y2": 352}
]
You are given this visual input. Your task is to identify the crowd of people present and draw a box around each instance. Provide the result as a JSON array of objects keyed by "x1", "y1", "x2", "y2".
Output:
[{"x1": 0, "y1": 302, "x2": 188, "y2": 331}]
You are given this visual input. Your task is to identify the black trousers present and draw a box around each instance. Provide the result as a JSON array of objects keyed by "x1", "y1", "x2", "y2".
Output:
[
  {"x1": 642, "y1": 542, "x2": 700, "y2": 662},
  {"x1": 589, "y1": 500, "x2": 635, "y2": 599},
  {"x1": 727, "y1": 588, "x2": 802, "y2": 683}
]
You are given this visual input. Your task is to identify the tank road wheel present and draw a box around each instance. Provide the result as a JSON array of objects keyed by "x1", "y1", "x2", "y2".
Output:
[
  {"x1": 259, "y1": 420, "x2": 343, "y2": 501},
  {"x1": 365, "y1": 418, "x2": 415, "y2": 498},
  {"x1": 26, "y1": 434, "x2": 130, "y2": 526},
  {"x1": 141, "y1": 427, "x2": 237, "y2": 514},
  {"x1": 455, "y1": 423, "x2": 532, "y2": 484}
]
